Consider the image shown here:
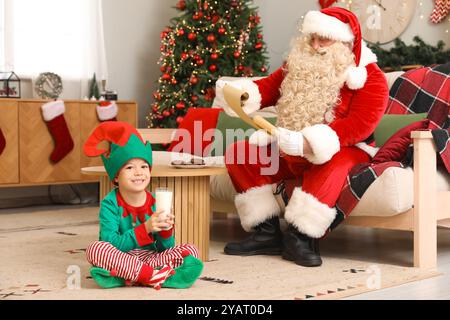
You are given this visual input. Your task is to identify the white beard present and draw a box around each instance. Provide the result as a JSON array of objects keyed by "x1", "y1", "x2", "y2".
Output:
[{"x1": 276, "y1": 36, "x2": 354, "y2": 131}]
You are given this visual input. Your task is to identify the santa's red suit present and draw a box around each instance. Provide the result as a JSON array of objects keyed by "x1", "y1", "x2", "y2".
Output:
[{"x1": 217, "y1": 8, "x2": 389, "y2": 240}]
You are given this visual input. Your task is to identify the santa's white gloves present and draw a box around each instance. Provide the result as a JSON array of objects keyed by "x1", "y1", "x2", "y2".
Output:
[
  {"x1": 248, "y1": 127, "x2": 304, "y2": 157},
  {"x1": 249, "y1": 129, "x2": 277, "y2": 147},
  {"x1": 277, "y1": 127, "x2": 304, "y2": 156}
]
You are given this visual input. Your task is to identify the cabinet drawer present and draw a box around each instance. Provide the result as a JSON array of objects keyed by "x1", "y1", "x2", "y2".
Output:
[
  {"x1": 0, "y1": 101, "x2": 19, "y2": 184},
  {"x1": 19, "y1": 101, "x2": 81, "y2": 183}
]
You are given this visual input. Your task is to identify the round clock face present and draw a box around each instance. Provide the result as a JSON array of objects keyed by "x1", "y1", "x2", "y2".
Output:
[{"x1": 350, "y1": 0, "x2": 417, "y2": 44}]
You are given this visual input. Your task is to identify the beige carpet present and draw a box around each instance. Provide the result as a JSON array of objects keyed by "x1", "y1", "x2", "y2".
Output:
[{"x1": 0, "y1": 206, "x2": 440, "y2": 300}]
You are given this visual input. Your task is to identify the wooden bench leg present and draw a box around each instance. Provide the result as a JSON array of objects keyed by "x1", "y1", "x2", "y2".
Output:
[{"x1": 413, "y1": 132, "x2": 437, "y2": 269}]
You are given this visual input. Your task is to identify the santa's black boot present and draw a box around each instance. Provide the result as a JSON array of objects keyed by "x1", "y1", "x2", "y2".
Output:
[
  {"x1": 282, "y1": 224, "x2": 322, "y2": 267},
  {"x1": 224, "y1": 216, "x2": 283, "y2": 256}
]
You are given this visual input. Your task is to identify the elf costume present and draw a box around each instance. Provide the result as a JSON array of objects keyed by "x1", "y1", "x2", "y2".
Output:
[
  {"x1": 83, "y1": 121, "x2": 203, "y2": 289},
  {"x1": 215, "y1": 8, "x2": 389, "y2": 267}
]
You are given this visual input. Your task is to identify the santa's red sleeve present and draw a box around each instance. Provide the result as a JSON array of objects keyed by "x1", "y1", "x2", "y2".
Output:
[
  {"x1": 253, "y1": 66, "x2": 286, "y2": 108},
  {"x1": 300, "y1": 63, "x2": 389, "y2": 165}
]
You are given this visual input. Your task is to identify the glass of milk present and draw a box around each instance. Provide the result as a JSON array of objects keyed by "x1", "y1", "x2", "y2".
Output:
[{"x1": 155, "y1": 188, "x2": 173, "y2": 230}]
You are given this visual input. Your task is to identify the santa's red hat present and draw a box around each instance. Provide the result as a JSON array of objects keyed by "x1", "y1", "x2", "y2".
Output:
[{"x1": 302, "y1": 7, "x2": 370, "y2": 90}]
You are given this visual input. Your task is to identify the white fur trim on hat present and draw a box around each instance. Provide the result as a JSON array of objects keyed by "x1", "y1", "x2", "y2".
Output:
[
  {"x1": 302, "y1": 10, "x2": 354, "y2": 42},
  {"x1": 285, "y1": 188, "x2": 337, "y2": 238},
  {"x1": 345, "y1": 43, "x2": 378, "y2": 90},
  {"x1": 234, "y1": 184, "x2": 280, "y2": 232},
  {"x1": 215, "y1": 78, "x2": 262, "y2": 117},
  {"x1": 41, "y1": 100, "x2": 65, "y2": 121},
  {"x1": 96, "y1": 102, "x2": 118, "y2": 121},
  {"x1": 301, "y1": 124, "x2": 340, "y2": 165}
]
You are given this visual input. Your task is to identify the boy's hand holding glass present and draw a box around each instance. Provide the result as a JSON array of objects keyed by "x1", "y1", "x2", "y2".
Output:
[{"x1": 145, "y1": 210, "x2": 173, "y2": 233}]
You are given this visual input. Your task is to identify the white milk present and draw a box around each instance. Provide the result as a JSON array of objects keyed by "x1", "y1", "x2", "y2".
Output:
[{"x1": 155, "y1": 188, "x2": 173, "y2": 229}]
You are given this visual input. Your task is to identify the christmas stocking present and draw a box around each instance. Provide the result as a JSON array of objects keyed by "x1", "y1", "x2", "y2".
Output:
[
  {"x1": 0, "y1": 128, "x2": 5, "y2": 156},
  {"x1": 430, "y1": 0, "x2": 449, "y2": 24},
  {"x1": 96, "y1": 101, "x2": 118, "y2": 122},
  {"x1": 41, "y1": 100, "x2": 75, "y2": 163}
]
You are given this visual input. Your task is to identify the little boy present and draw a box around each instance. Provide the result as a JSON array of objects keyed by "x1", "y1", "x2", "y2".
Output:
[{"x1": 83, "y1": 121, "x2": 203, "y2": 290}]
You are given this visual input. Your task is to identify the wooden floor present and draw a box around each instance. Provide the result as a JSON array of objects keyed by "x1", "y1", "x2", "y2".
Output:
[{"x1": 211, "y1": 213, "x2": 450, "y2": 300}]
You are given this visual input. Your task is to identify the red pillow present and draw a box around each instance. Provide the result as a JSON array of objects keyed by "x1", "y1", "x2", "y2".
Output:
[
  {"x1": 168, "y1": 108, "x2": 223, "y2": 156},
  {"x1": 372, "y1": 119, "x2": 430, "y2": 164}
]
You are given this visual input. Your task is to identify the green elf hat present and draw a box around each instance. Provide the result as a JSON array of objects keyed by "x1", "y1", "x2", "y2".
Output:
[{"x1": 83, "y1": 121, "x2": 152, "y2": 181}]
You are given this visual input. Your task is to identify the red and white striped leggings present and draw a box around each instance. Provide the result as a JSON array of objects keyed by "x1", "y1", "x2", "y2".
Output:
[{"x1": 86, "y1": 241, "x2": 199, "y2": 283}]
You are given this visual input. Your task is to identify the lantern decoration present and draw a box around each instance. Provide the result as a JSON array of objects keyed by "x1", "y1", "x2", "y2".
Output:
[{"x1": 0, "y1": 71, "x2": 21, "y2": 98}]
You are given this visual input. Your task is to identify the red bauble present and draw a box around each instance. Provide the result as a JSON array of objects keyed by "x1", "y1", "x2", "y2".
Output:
[
  {"x1": 188, "y1": 33, "x2": 197, "y2": 41},
  {"x1": 152, "y1": 105, "x2": 159, "y2": 113},
  {"x1": 162, "y1": 110, "x2": 171, "y2": 117},
  {"x1": 203, "y1": 1, "x2": 209, "y2": 10},
  {"x1": 153, "y1": 92, "x2": 161, "y2": 100},
  {"x1": 177, "y1": 28, "x2": 185, "y2": 36},
  {"x1": 207, "y1": 34, "x2": 216, "y2": 43},
  {"x1": 162, "y1": 73, "x2": 171, "y2": 81},
  {"x1": 257, "y1": 34, "x2": 263, "y2": 39},
  {"x1": 261, "y1": 67, "x2": 267, "y2": 73},
  {"x1": 212, "y1": 15, "x2": 220, "y2": 24},
  {"x1": 190, "y1": 76, "x2": 199, "y2": 85},
  {"x1": 176, "y1": 102, "x2": 186, "y2": 110},
  {"x1": 210, "y1": 53, "x2": 219, "y2": 60},
  {"x1": 238, "y1": 65, "x2": 244, "y2": 71},
  {"x1": 255, "y1": 42, "x2": 263, "y2": 50},
  {"x1": 233, "y1": 51, "x2": 241, "y2": 59},
  {"x1": 197, "y1": 11, "x2": 204, "y2": 18},
  {"x1": 160, "y1": 65, "x2": 166, "y2": 72},
  {"x1": 197, "y1": 59, "x2": 204, "y2": 66},
  {"x1": 176, "y1": 116, "x2": 184, "y2": 124},
  {"x1": 230, "y1": 0, "x2": 238, "y2": 8},
  {"x1": 160, "y1": 31, "x2": 168, "y2": 39},
  {"x1": 176, "y1": 0, "x2": 186, "y2": 10},
  {"x1": 170, "y1": 108, "x2": 176, "y2": 115},
  {"x1": 181, "y1": 52, "x2": 189, "y2": 60},
  {"x1": 171, "y1": 78, "x2": 178, "y2": 85},
  {"x1": 169, "y1": 39, "x2": 175, "y2": 46},
  {"x1": 191, "y1": 95, "x2": 199, "y2": 102},
  {"x1": 218, "y1": 27, "x2": 226, "y2": 35},
  {"x1": 193, "y1": 14, "x2": 199, "y2": 20},
  {"x1": 194, "y1": 54, "x2": 201, "y2": 61},
  {"x1": 209, "y1": 64, "x2": 217, "y2": 72}
]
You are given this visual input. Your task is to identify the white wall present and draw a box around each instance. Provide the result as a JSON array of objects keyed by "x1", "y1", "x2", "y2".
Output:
[{"x1": 102, "y1": 0, "x2": 178, "y2": 128}]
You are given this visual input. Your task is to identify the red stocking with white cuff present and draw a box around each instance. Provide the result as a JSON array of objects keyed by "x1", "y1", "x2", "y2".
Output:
[
  {"x1": 96, "y1": 101, "x2": 118, "y2": 122},
  {"x1": 0, "y1": 128, "x2": 6, "y2": 156},
  {"x1": 41, "y1": 100, "x2": 74, "y2": 163}
]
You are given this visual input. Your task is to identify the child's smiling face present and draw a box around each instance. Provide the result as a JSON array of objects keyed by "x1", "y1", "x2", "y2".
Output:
[{"x1": 115, "y1": 158, "x2": 151, "y2": 193}]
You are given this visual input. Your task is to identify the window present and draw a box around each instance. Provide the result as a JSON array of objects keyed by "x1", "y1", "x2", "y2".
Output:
[{"x1": 0, "y1": 0, "x2": 107, "y2": 81}]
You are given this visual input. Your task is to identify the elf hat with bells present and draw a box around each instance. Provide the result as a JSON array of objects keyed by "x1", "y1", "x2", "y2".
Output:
[{"x1": 83, "y1": 121, "x2": 152, "y2": 181}]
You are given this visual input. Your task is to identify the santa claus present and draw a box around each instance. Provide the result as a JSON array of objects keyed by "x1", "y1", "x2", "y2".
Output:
[{"x1": 215, "y1": 7, "x2": 389, "y2": 267}]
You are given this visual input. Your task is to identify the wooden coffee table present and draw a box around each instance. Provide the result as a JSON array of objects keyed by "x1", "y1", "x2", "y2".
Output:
[{"x1": 81, "y1": 165, "x2": 227, "y2": 261}]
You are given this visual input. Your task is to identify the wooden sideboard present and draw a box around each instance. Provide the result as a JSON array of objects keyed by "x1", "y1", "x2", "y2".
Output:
[{"x1": 0, "y1": 99, "x2": 137, "y2": 187}]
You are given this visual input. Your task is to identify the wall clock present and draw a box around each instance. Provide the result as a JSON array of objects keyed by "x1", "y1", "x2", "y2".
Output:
[{"x1": 350, "y1": 0, "x2": 417, "y2": 44}]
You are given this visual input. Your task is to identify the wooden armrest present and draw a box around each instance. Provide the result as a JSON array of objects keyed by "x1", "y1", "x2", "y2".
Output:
[
  {"x1": 411, "y1": 130, "x2": 433, "y2": 139},
  {"x1": 138, "y1": 128, "x2": 176, "y2": 144}
]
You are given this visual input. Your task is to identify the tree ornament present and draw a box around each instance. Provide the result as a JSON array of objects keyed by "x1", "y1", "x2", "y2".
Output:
[
  {"x1": 191, "y1": 95, "x2": 199, "y2": 102},
  {"x1": 176, "y1": 116, "x2": 184, "y2": 124},
  {"x1": 176, "y1": 102, "x2": 186, "y2": 110},
  {"x1": 190, "y1": 76, "x2": 199, "y2": 85},
  {"x1": 255, "y1": 42, "x2": 263, "y2": 50},
  {"x1": 171, "y1": 78, "x2": 178, "y2": 85},
  {"x1": 194, "y1": 54, "x2": 201, "y2": 61},
  {"x1": 203, "y1": 1, "x2": 209, "y2": 11},
  {"x1": 188, "y1": 33, "x2": 197, "y2": 41},
  {"x1": 196, "y1": 59, "x2": 204, "y2": 66},
  {"x1": 181, "y1": 52, "x2": 189, "y2": 60},
  {"x1": 261, "y1": 67, "x2": 267, "y2": 73},
  {"x1": 209, "y1": 64, "x2": 217, "y2": 72},
  {"x1": 176, "y1": 0, "x2": 186, "y2": 10},
  {"x1": 231, "y1": 0, "x2": 239, "y2": 8},
  {"x1": 153, "y1": 92, "x2": 161, "y2": 100},
  {"x1": 197, "y1": 11, "x2": 204, "y2": 19},
  {"x1": 257, "y1": 34, "x2": 263, "y2": 39},
  {"x1": 210, "y1": 53, "x2": 219, "y2": 60},
  {"x1": 238, "y1": 65, "x2": 244, "y2": 71},
  {"x1": 233, "y1": 51, "x2": 241, "y2": 58},
  {"x1": 162, "y1": 74, "x2": 171, "y2": 81},
  {"x1": 207, "y1": 34, "x2": 216, "y2": 43},
  {"x1": 218, "y1": 27, "x2": 226, "y2": 35},
  {"x1": 163, "y1": 110, "x2": 171, "y2": 117},
  {"x1": 212, "y1": 15, "x2": 220, "y2": 24},
  {"x1": 177, "y1": 28, "x2": 185, "y2": 36}
]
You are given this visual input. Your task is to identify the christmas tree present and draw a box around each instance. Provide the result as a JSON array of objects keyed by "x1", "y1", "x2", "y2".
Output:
[{"x1": 148, "y1": 0, "x2": 269, "y2": 128}]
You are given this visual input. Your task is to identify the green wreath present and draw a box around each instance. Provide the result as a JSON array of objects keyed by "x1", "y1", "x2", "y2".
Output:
[{"x1": 35, "y1": 72, "x2": 63, "y2": 99}]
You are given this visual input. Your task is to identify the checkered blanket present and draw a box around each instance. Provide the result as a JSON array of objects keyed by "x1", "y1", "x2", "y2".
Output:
[{"x1": 329, "y1": 63, "x2": 450, "y2": 232}]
